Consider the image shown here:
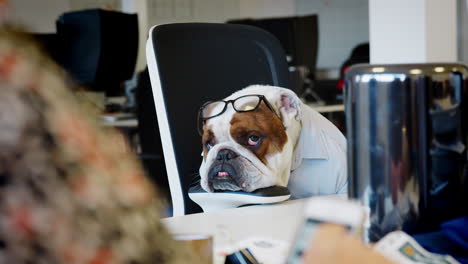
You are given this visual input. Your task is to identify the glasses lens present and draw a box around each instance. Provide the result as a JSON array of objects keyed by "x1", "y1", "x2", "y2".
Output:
[
  {"x1": 233, "y1": 95, "x2": 261, "y2": 111},
  {"x1": 201, "y1": 101, "x2": 226, "y2": 119}
]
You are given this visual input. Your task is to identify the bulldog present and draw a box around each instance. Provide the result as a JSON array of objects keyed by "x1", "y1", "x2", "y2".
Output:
[{"x1": 198, "y1": 85, "x2": 347, "y2": 198}]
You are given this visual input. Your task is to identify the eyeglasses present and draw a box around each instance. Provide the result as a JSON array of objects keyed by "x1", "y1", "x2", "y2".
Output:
[{"x1": 197, "y1": 94, "x2": 282, "y2": 135}]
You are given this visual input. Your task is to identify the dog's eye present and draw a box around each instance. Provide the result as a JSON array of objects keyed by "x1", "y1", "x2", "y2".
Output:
[{"x1": 248, "y1": 135, "x2": 260, "y2": 146}]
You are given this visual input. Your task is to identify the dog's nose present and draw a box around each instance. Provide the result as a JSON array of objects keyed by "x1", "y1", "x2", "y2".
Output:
[{"x1": 216, "y1": 149, "x2": 238, "y2": 161}]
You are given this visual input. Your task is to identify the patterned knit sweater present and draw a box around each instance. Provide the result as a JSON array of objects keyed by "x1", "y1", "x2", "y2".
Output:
[{"x1": 0, "y1": 27, "x2": 200, "y2": 264}]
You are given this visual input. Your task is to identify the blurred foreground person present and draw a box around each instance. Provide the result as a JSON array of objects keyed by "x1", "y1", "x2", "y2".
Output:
[{"x1": 0, "y1": 28, "x2": 200, "y2": 264}]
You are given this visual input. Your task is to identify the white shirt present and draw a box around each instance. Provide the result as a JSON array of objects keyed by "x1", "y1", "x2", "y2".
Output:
[{"x1": 287, "y1": 103, "x2": 348, "y2": 199}]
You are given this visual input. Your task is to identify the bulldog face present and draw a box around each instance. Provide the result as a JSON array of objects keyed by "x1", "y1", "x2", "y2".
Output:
[{"x1": 199, "y1": 85, "x2": 302, "y2": 192}]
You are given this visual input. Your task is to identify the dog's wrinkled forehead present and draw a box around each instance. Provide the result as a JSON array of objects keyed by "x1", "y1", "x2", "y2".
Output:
[{"x1": 203, "y1": 105, "x2": 234, "y2": 142}]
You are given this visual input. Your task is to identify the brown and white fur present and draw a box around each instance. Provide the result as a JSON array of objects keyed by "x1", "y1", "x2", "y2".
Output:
[{"x1": 199, "y1": 85, "x2": 347, "y2": 196}]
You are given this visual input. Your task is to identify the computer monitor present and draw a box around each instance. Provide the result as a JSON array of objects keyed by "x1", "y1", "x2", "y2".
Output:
[
  {"x1": 228, "y1": 15, "x2": 318, "y2": 77},
  {"x1": 292, "y1": 15, "x2": 319, "y2": 79},
  {"x1": 56, "y1": 9, "x2": 139, "y2": 96},
  {"x1": 228, "y1": 15, "x2": 318, "y2": 98}
]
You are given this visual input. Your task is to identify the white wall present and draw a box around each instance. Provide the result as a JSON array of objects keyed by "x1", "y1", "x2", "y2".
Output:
[
  {"x1": 145, "y1": 0, "x2": 296, "y2": 27},
  {"x1": 369, "y1": 0, "x2": 426, "y2": 64},
  {"x1": 9, "y1": 0, "x2": 70, "y2": 32},
  {"x1": 239, "y1": 0, "x2": 296, "y2": 18},
  {"x1": 425, "y1": 0, "x2": 457, "y2": 62},
  {"x1": 146, "y1": 0, "x2": 240, "y2": 27},
  {"x1": 369, "y1": 0, "x2": 457, "y2": 64},
  {"x1": 69, "y1": 0, "x2": 120, "y2": 10},
  {"x1": 8, "y1": 0, "x2": 121, "y2": 33}
]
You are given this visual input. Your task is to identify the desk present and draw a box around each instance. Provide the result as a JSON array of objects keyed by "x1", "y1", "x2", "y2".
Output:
[
  {"x1": 162, "y1": 199, "x2": 306, "y2": 263},
  {"x1": 309, "y1": 104, "x2": 344, "y2": 113},
  {"x1": 308, "y1": 103, "x2": 346, "y2": 134},
  {"x1": 101, "y1": 117, "x2": 138, "y2": 128},
  {"x1": 100, "y1": 113, "x2": 138, "y2": 128}
]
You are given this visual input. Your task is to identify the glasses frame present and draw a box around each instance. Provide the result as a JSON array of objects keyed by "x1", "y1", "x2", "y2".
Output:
[{"x1": 197, "y1": 94, "x2": 282, "y2": 136}]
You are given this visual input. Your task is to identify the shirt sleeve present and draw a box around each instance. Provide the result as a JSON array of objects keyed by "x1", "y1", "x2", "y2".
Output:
[{"x1": 325, "y1": 132, "x2": 348, "y2": 195}]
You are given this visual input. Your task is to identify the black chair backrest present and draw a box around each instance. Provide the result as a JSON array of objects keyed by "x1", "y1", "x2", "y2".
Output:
[{"x1": 147, "y1": 23, "x2": 290, "y2": 215}]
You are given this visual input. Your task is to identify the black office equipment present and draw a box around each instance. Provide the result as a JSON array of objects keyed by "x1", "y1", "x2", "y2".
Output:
[
  {"x1": 228, "y1": 15, "x2": 319, "y2": 97},
  {"x1": 225, "y1": 248, "x2": 260, "y2": 264},
  {"x1": 146, "y1": 23, "x2": 291, "y2": 215},
  {"x1": 346, "y1": 63, "x2": 468, "y2": 242},
  {"x1": 56, "y1": 9, "x2": 139, "y2": 96}
]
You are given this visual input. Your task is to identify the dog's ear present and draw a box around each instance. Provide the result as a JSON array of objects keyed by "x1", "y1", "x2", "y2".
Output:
[{"x1": 277, "y1": 89, "x2": 302, "y2": 128}]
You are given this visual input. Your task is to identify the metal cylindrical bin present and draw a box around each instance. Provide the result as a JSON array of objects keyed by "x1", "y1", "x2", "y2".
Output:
[{"x1": 345, "y1": 63, "x2": 468, "y2": 242}]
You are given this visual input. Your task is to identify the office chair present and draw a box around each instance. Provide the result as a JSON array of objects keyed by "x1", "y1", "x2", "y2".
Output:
[{"x1": 146, "y1": 23, "x2": 293, "y2": 216}]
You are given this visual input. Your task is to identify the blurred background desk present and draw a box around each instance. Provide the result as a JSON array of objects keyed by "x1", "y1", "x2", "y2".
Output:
[
  {"x1": 308, "y1": 103, "x2": 346, "y2": 134},
  {"x1": 309, "y1": 104, "x2": 344, "y2": 113},
  {"x1": 101, "y1": 114, "x2": 138, "y2": 128}
]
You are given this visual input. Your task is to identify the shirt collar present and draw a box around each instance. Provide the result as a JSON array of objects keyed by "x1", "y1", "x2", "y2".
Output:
[{"x1": 291, "y1": 106, "x2": 329, "y2": 170}]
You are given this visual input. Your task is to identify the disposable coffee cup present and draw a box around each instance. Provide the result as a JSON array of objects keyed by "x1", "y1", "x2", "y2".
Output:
[{"x1": 173, "y1": 234, "x2": 213, "y2": 264}]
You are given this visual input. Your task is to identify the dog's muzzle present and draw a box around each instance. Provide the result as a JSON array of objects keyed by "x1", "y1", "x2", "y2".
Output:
[{"x1": 207, "y1": 149, "x2": 244, "y2": 191}]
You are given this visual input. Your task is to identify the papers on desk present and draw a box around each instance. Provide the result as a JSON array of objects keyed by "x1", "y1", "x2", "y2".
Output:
[
  {"x1": 374, "y1": 231, "x2": 460, "y2": 264},
  {"x1": 216, "y1": 237, "x2": 290, "y2": 264},
  {"x1": 215, "y1": 232, "x2": 461, "y2": 264}
]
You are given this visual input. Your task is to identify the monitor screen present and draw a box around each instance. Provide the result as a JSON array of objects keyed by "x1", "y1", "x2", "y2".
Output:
[
  {"x1": 228, "y1": 15, "x2": 318, "y2": 75},
  {"x1": 56, "y1": 9, "x2": 139, "y2": 96}
]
